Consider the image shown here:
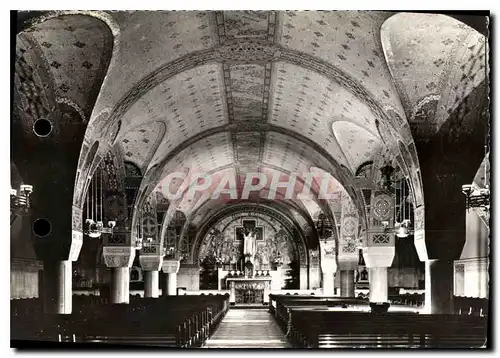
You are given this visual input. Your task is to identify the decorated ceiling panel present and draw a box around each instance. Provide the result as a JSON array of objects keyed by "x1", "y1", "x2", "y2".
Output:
[
  {"x1": 262, "y1": 132, "x2": 315, "y2": 174},
  {"x1": 230, "y1": 64, "x2": 266, "y2": 122},
  {"x1": 223, "y1": 11, "x2": 270, "y2": 40},
  {"x1": 152, "y1": 132, "x2": 234, "y2": 198},
  {"x1": 120, "y1": 121, "x2": 166, "y2": 171},
  {"x1": 439, "y1": 31, "x2": 487, "y2": 123},
  {"x1": 277, "y1": 10, "x2": 406, "y2": 118},
  {"x1": 234, "y1": 132, "x2": 262, "y2": 163},
  {"x1": 381, "y1": 13, "x2": 487, "y2": 135},
  {"x1": 20, "y1": 14, "x2": 113, "y2": 118},
  {"x1": 92, "y1": 10, "x2": 216, "y2": 116},
  {"x1": 331, "y1": 121, "x2": 382, "y2": 173},
  {"x1": 120, "y1": 63, "x2": 228, "y2": 168},
  {"x1": 381, "y1": 14, "x2": 472, "y2": 109},
  {"x1": 269, "y1": 62, "x2": 381, "y2": 170},
  {"x1": 186, "y1": 132, "x2": 234, "y2": 173}
]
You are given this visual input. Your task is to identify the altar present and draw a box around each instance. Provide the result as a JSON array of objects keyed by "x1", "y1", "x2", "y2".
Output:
[{"x1": 226, "y1": 276, "x2": 272, "y2": 305}]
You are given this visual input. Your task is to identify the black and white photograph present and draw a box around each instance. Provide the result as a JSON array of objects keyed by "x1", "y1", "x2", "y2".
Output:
[{"x1": 9, "y1": 8, "x2": 491, "y2": 350}]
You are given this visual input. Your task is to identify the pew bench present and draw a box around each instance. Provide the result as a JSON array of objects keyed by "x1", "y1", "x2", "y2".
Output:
[{"x1": 286, "y1": 311, "x2": 487, "y2": 348}]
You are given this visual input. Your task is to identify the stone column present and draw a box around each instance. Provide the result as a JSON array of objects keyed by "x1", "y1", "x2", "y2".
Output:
[
  {"x1": 340, "y1": 270, "x2": 355, "y2": 297},
  {"x1": 103, "y1": 246, "x2": 135, "y2": 304},
  {"x1": 320, "y1": 254, "x2": 337, "y2": 296},
  {"x1": 363, "y1": 190, "x2": 396, "y2": 312},
  {"x1": 322, "y1": 271, "x2": 335, "y2": 296},
  {"x1": 143, "y1": 270, "x2": 159, "y2": 298},
  {"x1": 424, "y1": 259, "x2": 454, "y2": 314},
  {"x1": 110, "y1": 267, "x2": 130, "y2": 304},
  {"x1": 363, "y1": 246, "x2": 395, "y2": 311},
  {"x1": 139, "y1": 255, "x2": 163, "y2": 298},
  {"x1": 42, "y1": 260, "x2": 72, "y2": 314},
  {"x1": 161, "y1": 260, "x2": 180, "y2": 296},
  {"x1": 368, "y1": 267, "x2": 388, "y2": 303}
]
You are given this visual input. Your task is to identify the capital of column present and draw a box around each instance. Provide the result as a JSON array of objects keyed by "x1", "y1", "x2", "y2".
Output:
[
  {"x1": 102, "y1": 246, "x2": 136, "y2": 268},
  {"x1": 139, "y1": 255, "x2": 163, "y2": 271},
  {"x1": 362, "y1": 246, "x2": 395, "y2": 268},
  {"x1": 162, "y1": 259, "x2": 180, "y2": 274}
]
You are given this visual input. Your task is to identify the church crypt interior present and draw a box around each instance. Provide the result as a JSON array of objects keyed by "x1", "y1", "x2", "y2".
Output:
[{"x1": 10, "y1": 10, "x2": 490, "y2": 349}]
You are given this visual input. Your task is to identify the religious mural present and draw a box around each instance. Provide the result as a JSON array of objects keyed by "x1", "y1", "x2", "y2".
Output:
[
  {"x1": 199, "y1": 217, "x2": 298, "y2": 271},
  {"x1": 198, "y1": 216, "x2": 299, "y2": 289}
]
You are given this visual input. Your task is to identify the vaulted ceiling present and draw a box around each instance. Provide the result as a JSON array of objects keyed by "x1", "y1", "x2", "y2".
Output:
[{"x1": 15, "y1": 10, "x2": 488, "y2": 232}]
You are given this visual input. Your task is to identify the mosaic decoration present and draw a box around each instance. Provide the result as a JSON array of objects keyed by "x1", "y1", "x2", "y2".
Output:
[{"x1": 372, "y1": 193, "x2": 394, "y2": 221}]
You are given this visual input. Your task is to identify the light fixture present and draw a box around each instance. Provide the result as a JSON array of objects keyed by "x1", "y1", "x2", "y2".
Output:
[
  {"x1": 395, "y1": 219, "x2": 411, "y2": 238},
  {"x1": 315, "y1": 212, "x2": 332, "y2": 244},
  {"x1": 394, "y1": 178, "x2": 413, "y2": 238},
  {"x1": 164, "y1": 246, "x2": 175, "y2": 257},
  {"x1": 84, "y1": 166, "x2": 116, "y2": 238},
  {"x1": 379, "y1": 163, "x2": 395, "y2": 192},
  {"x1": 462, "y1": 184, "x2": 490, "y2": 211},
  {"x1": 11, "y1": 184, "x2": 33, "y2": 224}
]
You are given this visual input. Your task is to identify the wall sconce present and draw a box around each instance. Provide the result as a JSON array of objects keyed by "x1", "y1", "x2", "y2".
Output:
[{"x1": 11, "y1": 184, "x2": 33, "y2": 223}]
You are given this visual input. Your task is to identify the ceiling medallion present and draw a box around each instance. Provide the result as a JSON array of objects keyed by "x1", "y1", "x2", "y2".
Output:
[
  {"x1": 372, "y1": 194, "x2": 394, "y2": 221},
  {"x1": 214, "y1": 40, "x2": 282, "y2": 64}
]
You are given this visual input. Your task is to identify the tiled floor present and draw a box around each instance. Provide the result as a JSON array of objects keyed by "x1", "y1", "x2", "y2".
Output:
[{"x1": 204, "y1": 308, "x2": 292, "y2": 348}]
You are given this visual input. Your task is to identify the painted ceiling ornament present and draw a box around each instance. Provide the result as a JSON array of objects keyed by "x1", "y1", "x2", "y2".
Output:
[
  {"x1": 214, "y1": 40, "x2": 282, "y2": 64},
  {"x1": 342, "y1": 216, "x2": 357, "y2": 236},
  {"x1": 142, "y1": 215, "x2": 158, "y2": 237},
  {"x1": 372, "y1": 193, "x2": 394, "y2": 222}
]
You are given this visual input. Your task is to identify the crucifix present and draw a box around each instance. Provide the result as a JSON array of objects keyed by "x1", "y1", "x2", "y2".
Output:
[{"x1": 235, "y1": 220, "x2": 264, "y2": 270}]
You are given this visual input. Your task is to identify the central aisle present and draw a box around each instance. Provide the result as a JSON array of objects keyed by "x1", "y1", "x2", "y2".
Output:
[{"x1": 203, "y1": 308, "x2": 292, "y2": 348}]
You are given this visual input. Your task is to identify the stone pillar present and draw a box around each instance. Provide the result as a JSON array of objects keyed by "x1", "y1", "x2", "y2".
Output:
[
  {"x1": 340, "y1": 270, "x2": 355, "y2": 297},
  {"x1": 110, "y1": 267, "x2": 130, "y2": 304},
  {"x1": 139, "y1": 255, "x2": 163, "y2": 298},
  {"x1": 363, "y1": 246, "x2": 395, "y2": 311},
  {"x1": 322, "y1": 271, "x2": 335, "y2": 296},
  {"x1": 424, "y1": 259, "x2": 454, "y2": 314},
  {"x1": 320, "y1": 252, "x2": 337, "y2": 296},
  {"x1": 143, "y1": 270, "x2": 159, "y2": 298},
  {"x1": 161, "y1": 260, "x2": 180, "y2": 296},
  {"x1": 368, "y1": 267, "x2": 388, "y2": 303},
  {"x1": 165, "y1": 273, "x2": 178, "y2": 295},
  {"x1": 42, "y1": 260, "x2": 72, "y2": 314},
  {"x1": 103, "y1": 246, "x2": 135, "y2": 304}
]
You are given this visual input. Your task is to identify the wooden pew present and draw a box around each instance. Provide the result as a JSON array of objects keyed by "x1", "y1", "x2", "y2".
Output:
[
  {"x1": 11, "y1": 294, "x2": 230, "y2": 348},
  {"x1": 288, "y1": 311, "x2": 487, "y2": 348},
  {"x1": 271, "y1": 295, "x2": 487, "y2": 348}
]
